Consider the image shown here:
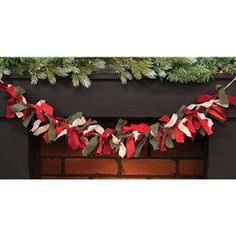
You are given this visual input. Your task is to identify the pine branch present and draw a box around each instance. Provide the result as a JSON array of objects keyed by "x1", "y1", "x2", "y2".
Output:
[{"x1": 1, "y1": 57, "x2": 236, "y2": 87}]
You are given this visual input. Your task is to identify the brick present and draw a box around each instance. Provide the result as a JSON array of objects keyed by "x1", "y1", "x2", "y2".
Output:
[
  {"x1": 41, "y1": 176, "x2": 89, "y2": 179},
  {"x1": 179, "y1": 160, "x2": 203, "y2": 176},
  {"x1": 65, "y1": 159, "x2": 118, "y2": 175},
  {"x1": 41, "y1": 159, "x2": 61, "y2": 175},
  {"x1": 151, "y1": 141, "x2": 205, "y2": 158},
  {"x1": 41, "y1": 141, "x2": 148, "y2": 158},
  {"x1": 93, "y1": 144, "x2": 148, "y2": 158},
  {"x1": 121, "y1": 159, "x2": 176, "y2": 176},
  {"x1": 40, "y1": 142, "x2": 83, "y2": 157}
]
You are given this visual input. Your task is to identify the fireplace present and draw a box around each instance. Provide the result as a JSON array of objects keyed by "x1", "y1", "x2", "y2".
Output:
[
  {"x1": 39, "y1": 134, "x2": 207, "y2": 179},
  {"x1": 1, "y1": 71, "x2": 236, "y2": 179}
]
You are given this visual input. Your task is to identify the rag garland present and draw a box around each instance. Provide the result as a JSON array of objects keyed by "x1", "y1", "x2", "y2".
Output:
[{"x1": 1, "y1": 79, "x2": 236, "y2": 158}]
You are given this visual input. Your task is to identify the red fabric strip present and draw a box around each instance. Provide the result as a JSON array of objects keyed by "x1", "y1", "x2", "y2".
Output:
[
  {"x1": 6, "y1": 98, "x2": 15, "y2": 118},
  {"x1": 159, "y1": 115, "x2": 170, "y2": 123},
  {"x1": 175, "y1": 128, "x2": 185, "y2": 143},
  {"x1": 96, "y1": 128, "x2": 113, "y2": 154},
  {"x1": 126, "y1": 135, "x2": 135, "y2": 158},
  {"x1": 122, "y1": 123, "x2": 150, "y2": 134},
  {"x1": 196, "y1": 114, "x2": 213, "y2": 135},
  {"x1": 40, "y1": 102, "x2": 54, "y2": 116},
  {"x1": 197, "y1": 93, "x2": 216, "y2": 103}
]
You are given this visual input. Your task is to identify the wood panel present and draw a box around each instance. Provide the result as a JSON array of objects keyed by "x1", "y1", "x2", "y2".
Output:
[
  {"x1": 208, "y1": 120, "x2": 236, "y2": 179},
  {"x1": 0, "y1": 119, "x2": 29, "y2": 178},
  {"x1": 1, "y1": 77, "x2": 236, "y2": 118}
]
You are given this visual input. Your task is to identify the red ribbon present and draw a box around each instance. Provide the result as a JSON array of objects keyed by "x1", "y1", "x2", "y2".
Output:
[
  {"x1": 122, "y1": 123, "x2": 150, "y2": 134},
  {"x1": 126, "y1": 134, "x2": 136, "y2": 158},
  {"x1": 175, "y1": 127, "x2": 184, "y2": 143},
  {"x1": 182, "y1": 107, "x2": 213, "y2": 136},
  {"x1": 159, "y1": 115, "x2": 175, "y2": 150},
  {"x1": 0, "y1": 83, "x2": 16, "y2": 97},
  {"x1": 32, "y1": 101, "x2": 54, "y2": 122},
  {"x1": 207, "y1": 104, "x2": 226, "y2": 122},
  {"x1": 32, "y1": 104, "x2": 46, "y2": 122},
  {"x1": 67, "y1": 128, "x2": 87, "y2": 150},
  {"x1": 96, "y1": 128, "x2": 114, "y2": 155},
  {"x1": 122, "y1": 123, "x2": 150, "y2": 158},
  {"x1": 0, "y1": 83, "x2": 16, "y2": 118},
  {"x1": 198, "y1": 93, "x2": 236, "y2": 107},
  {"x1": 159, "y1": 130, "x2": 167, "y2": 151},
  {"x1": 197, "y1": 93, "x2": 216, "y2": 103},
  {"x1": 40, "y1": 102, "x2": 54, "y2": 117},
  {"x1": 6, "y1": 97, "x2": 15, "y2": 118},
  {"x1": 228, "y1": 95, "x2": 236, "y2": 106},
  {"x1": 159, "y1": 115, "x2": 171, "y2": 123}
]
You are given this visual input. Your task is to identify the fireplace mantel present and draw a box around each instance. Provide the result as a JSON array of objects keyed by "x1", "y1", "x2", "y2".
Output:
[{"x1": 0, "y1": 71, "x2": 236, "y2": 179}]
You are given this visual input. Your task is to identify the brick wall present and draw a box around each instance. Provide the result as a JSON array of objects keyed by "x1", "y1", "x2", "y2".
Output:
[{"x1": 40, "y1": 136, "x2": 207, "y2": 179}]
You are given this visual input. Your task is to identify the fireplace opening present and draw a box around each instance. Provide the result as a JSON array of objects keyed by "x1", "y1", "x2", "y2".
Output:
[{"x1": 28, "y1": 118, "x2": 208, "y2": 179}]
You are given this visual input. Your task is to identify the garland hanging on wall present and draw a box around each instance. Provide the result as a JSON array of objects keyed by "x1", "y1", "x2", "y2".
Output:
[{"x1": 1, "y1": 78, "x2": 236, "y2": 159}]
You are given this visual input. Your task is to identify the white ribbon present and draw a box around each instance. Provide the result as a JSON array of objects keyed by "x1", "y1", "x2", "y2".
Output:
[
  {"x1": 187, "y1": 100, "x2": 214, "y2": 110},
  {"x1": 188, "y1": 98, "x2": 229, "y2": 111},
  {"x1": 111, "y1": 134, "x2": 126, "y2": 158},
  {"x1": 118, "y1": 143, "x2": 126, "y2": 158},
  {"x1": 112, "y1": 134, "x2": 120, "y2": 145},
  {"x1": 132, "y1": 130, "x2": 140, "y2": 141},
  {"x1": 197, "y1": 112, "x2": 214, "y2": 128},
  {"x1": 178, "y1": 118, "x2": 192, "y2": 137},
  {"x1": 33, "y1": 124, "x2": 50, "y2": 136},
  {"x1": 70, "y1": 116, "x2": 86, "y2": 127},
  {"x1": 83, "y1": 125, "x2": 105, "y2": 135},
  {"x1": 31, "y1": 119, "x2": 42, "y2": 132},
  {"x1": 164, "y1": 113, "x2": 178, "y2": 128},
  {"x1": 56, "y1": 129, "x2": 68, "y2": 140},
  {"x1": 36, "y1": 100, "x2": 46, "y2": 106},
  {"x1": 22, "y1": 96, "x2": 27, "y2": 104},
  {"x1": 15, "y1": 112, "x2": 24, "y2": 118}
]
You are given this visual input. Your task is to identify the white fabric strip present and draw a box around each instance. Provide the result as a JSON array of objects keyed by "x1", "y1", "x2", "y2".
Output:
[
  {"x1": 36, "y1": 100, "x2": 46, "y2": 106},
  {"x1": 15, "y1": 112, "x2": 24, "y2": 118},
  {"x1": 197, "y1": 112, "x2": 214, "y2": 128},
  {"x1": 33, "y1": 124, "x2": 50, "y2": 136},
  {"x1": 71, "y1": 116, "x2": 86, "y2": 127},
  {"x1": 111, "y1": 134, "x2": 126, "y2": 158},
  {"x1": 31, "y1": 119, "x2": 42, "y2": 132},
  {"x1": 132, "y1": 130, "x2": 140, "y2": 141},
  {"x1": 164, "y1": 113, "x2": 178, "y2": 128},
  {"x1": 118, "y1": 143, "x2": 126, "y2": 158},
  {"x1": 83, "y1": 125, "x2": 105, "y2": 135},
  {"x1": 178, "y1": 118, "x2": 192, "y2": 137},
  {"x1": 111, "y1": 134, "x2": 120, "y2": 145},
  {"x1": 56, "y1": 129, "x2": 68, "y2": 140}
]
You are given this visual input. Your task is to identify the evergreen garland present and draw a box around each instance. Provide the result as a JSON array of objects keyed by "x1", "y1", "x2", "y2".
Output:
[{"x1": 1, "y1": 57, "x2": 236, "y2": 88}]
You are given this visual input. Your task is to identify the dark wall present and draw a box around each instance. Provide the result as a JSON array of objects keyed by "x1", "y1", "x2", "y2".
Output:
[
  {"x1": 0, "y1": 119, "x2": 29, "y2": 179},
  {"x1": 1, "y1": 77, "x2": 236, "y2": 118},
  {"x1": 208, "y1": 120, "x2": 236, "y2": 179}
]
